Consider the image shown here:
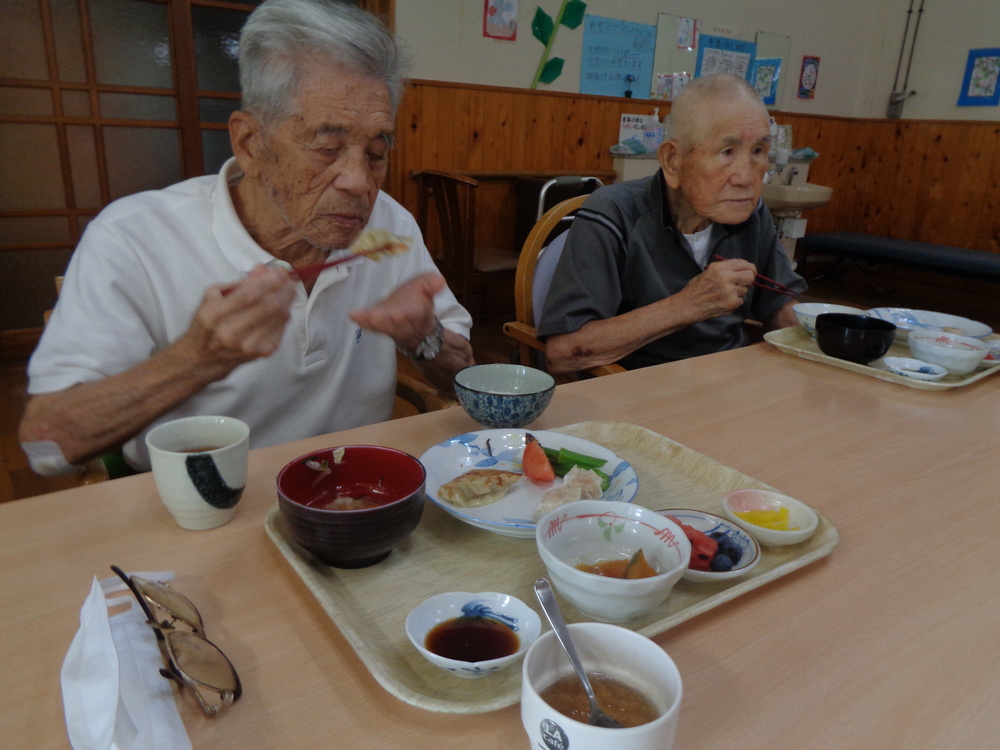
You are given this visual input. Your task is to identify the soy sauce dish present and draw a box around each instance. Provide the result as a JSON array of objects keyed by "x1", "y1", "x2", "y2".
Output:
[{"x1": 405, "y1": 592, "x2": 541, "y2": 679}]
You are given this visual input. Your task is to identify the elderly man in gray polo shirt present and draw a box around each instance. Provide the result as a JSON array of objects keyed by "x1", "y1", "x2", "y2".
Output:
[{"x1": 538, "y1": 74, "x2": 805, "y2": 374}]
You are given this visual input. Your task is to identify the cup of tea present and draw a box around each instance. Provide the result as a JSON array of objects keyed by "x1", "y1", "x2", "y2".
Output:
[
  {"x1": 145, "y1": 416, "x2": 250, "y2": 530},
  {"x1": 521, "y1": 622, "x2": 682, "y2": 750}
]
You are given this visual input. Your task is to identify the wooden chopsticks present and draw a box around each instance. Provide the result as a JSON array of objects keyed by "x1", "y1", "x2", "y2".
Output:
[
  {"x1": 220, "y1": 254, "x2": 358, "y2": 296},
  {"x1": 712, "y1": 255, "x2": 798, "y2": 297}
]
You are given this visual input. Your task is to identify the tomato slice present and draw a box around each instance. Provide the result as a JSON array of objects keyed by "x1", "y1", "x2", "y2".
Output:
[{"x1": 523, "y1": 438, "x2": 556, "y2": 482}]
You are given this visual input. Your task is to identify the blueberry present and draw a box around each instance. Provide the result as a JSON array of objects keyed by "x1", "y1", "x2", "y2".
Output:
[
  {"x1": 720, "y1": 543, "x2": 742, "y2": 564},
  {"x1": 708, "y1": 531, "x2": 728, "y2": 542},
  {"x1": 710, "y1": 554, "x2": 734, "y2": 572}
]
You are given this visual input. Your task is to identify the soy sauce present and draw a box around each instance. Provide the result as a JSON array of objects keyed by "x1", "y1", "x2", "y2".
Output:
[{"x1": 425, "y1": 616, "x2": 518, "y2": 662}]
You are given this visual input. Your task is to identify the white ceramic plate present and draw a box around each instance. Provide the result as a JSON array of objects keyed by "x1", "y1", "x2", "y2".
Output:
[
  {"x1": 883, "y1": 356, "x2": 948, "y2": 381},
  {"x1": 420, "y1": 429, "x2": 638, "y2": 538},
  {"x1": 866, "y1": 308, "x2": 992, "y2": 341}
]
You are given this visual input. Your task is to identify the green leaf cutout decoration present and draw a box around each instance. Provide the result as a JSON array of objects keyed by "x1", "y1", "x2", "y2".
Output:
[
  {"x1": 560, "y1": 0, "x2": 586, "y2": 29},
  {"x1": 597, "y1": 518, "x2": 608, "y2": 528},
  {"x1": 530, "y1": 0, "x2": 587, "y2": 89},
  {"x1": 532, "y1": 7, "x2": 553, "y2": 45},
  {"x1": 603, "y1": 526, "x2": 613, "y2": 542},
  {"x1": 539, "y1": 57, "x2": 565, "y2": 85}
]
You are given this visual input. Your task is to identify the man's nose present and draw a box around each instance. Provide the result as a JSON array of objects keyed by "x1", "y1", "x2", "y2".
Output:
[
  {"x1": 333, "y1": 149, "x2": 371, "y2": 195},
  {"x1": 730, "y1": 154, "x2": 761, "y2": 187}
]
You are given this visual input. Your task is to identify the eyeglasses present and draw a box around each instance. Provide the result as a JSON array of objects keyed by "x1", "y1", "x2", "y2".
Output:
[{"x1": 111, "y1": 565, "x2": 242, "y2": 715}]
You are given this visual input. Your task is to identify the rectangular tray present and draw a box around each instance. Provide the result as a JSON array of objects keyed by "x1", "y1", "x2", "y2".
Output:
[
  {"x1": 265, "y1": 421, "x2": 838, "y2": 714},
  {"x1": 765, "y1": 326, "x2": 1000, "y2": 390}
]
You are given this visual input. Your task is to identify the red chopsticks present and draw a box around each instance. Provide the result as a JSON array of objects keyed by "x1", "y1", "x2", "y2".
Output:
[
  {"x1": 712, "y1": 255, "x2": 798, "y2": 297},
  {"x1": 220, "y1": 254, "x2": 357, "y2": 296}
]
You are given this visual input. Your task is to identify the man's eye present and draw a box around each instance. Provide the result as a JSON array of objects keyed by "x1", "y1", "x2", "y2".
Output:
[{"x1": 368, "y1": 151, "x2": 387, "y2": 163}]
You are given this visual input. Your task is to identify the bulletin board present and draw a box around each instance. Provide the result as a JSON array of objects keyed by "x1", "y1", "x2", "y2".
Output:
[{"x1": 579, "y1": 15, "x2": 656, "y2": 98}]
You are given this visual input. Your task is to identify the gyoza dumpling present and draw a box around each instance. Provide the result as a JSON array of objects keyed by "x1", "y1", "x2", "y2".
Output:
[
  {"x1": 437, "y1": 469, "x2": 522, "y2": 507},
  {"x1": 564, "y1": 466, "x2": 604, "y2": 499},
  {"x1": 350, "y1": 228, "x2": 411, "y2": 260},
  {"x1": 535, "y1": 486, "x2": 582, "y2": 519}
]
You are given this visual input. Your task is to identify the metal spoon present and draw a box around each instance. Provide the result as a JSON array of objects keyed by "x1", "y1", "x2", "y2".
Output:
[{"x1": 533, "y1": 579, "x2": 624, "y2": 729}]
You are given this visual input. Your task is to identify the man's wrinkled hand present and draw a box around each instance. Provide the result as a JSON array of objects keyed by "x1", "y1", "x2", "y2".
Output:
[
  {"x1": 679, "y1": 258, "x2": 757, "y2": 321},
  {"x1": 349, "y1": 271, "x2": 445, "y2": 351},
  {"x1": 184, "y1": 264, "x2": 296, "y2": 368}
]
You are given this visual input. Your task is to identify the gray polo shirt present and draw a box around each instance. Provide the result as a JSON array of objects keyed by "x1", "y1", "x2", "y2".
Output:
[{"x1": 537, "y1": 172, "x2": 807, "y2": 369}]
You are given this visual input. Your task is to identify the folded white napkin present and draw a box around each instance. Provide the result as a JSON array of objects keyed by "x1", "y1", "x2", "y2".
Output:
[{"x1": 61, "y1": 573, "x2": 193, "y2": 750}]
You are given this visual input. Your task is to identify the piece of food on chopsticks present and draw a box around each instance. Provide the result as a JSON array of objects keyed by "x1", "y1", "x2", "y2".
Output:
[
  {"x1": 349, "y1": 227, "x2": 411, "y2": 260},
  {"x1": 438, "y1": 469, "x2": 522, "y2": 507}
]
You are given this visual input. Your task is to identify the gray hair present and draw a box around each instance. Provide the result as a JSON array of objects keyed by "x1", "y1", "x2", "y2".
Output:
[
  {"x1": 667, "y1": 74, "x2": 766, "y2": 149},
  {"x1": 239, "y1": 0, "x2": 407, "y2": 126}
]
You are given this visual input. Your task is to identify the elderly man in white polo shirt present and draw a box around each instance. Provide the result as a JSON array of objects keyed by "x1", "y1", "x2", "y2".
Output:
[{"x1": 20, "y1": 0, "x2": 474, "y2": 475}]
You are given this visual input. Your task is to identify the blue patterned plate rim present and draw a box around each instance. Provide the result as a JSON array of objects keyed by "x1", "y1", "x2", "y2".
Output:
[{"x1": 419, "y1": 429, "x2": 639, "y2": 536}]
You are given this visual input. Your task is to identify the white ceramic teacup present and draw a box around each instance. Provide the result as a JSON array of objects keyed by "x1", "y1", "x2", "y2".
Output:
[
  {"x1": 521, "y1": 622, "x2": 683, "y2": 750},
  {"x1": 145, "y1": 416, "x2": 250, "y2": 530}
]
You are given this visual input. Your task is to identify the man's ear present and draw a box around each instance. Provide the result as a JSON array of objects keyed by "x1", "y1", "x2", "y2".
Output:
[
  {"x1": 658, "y1": 140, "x2": 683, "y2": 190},
  {"x1": 229, "y1": 110, "x2": 263, "y2": 179}
]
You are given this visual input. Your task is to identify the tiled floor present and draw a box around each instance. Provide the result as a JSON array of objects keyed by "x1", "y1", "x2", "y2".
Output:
[{"x1": 3, "y1": 255, "x2": 998, "y2": 504}]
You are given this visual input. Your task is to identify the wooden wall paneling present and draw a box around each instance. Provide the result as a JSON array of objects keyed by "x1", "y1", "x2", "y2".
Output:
[
  {"x1": 451, "y1": 86, "x2": 473, "y2": 173},
  {"x1": 925, "y1": 122, "x2": 996, "y2": 250},
  {"x1": 508, "y1": 91, "x2": 528, "y2": 168},
  {"x1": 489, "y1": 89, "x2": 516, "y2": 171},
  {"x1": 433, "y1": 83, "x2": 456, "y2": 172},
  {"x1": 982, "y1": 124, "x2": 1000, "y2": 254},
  {"x1": 527, "y1": 94, "x2": 554, "y2": 170}
]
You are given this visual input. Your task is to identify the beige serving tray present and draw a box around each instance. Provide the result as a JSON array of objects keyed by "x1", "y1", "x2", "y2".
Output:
[
  {"x1": 765, "y1": 326, "x2": 1000, "y2": 390},
  {"x1": 265, "y1": 421, "x2": 838, "y2": 714}
]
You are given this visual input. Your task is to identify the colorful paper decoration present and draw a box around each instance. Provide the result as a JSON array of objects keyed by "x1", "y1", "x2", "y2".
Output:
[
  {"x1": 752, "y1": 57, "x2": 782, "y2": 105},
  {"x1": 530, "y1": 0, "x2": 586, "y2": 87},
  {"x1": 483, "y1": 0, "x2": 518, "y2": 41},
  {"x1": 798, "y1": 55, "x2": 820, "y2": 99},
  {"x1": 958, "y1": 48, "x2": 1000, "y2": 107}
]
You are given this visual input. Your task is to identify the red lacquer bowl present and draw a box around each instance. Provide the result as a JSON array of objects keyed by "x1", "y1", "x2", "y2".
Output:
[{"x1": 277, "y1": 445, "x2": 426, "y2": 568}]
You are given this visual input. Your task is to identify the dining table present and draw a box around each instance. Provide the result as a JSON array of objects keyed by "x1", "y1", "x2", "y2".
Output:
[{"x1": 2, "y1": 341, "x2": 998, "y2": 750}]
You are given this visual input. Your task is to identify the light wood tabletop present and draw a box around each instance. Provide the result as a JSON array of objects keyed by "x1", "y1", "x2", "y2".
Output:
[{"x1": 2, "y1": 342, "x2": 998, "y2": 750}]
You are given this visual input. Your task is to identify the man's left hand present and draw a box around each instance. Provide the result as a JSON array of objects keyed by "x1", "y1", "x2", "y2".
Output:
[{"x1": 349, "y1": 271, "x2": 445, "y2": 352}]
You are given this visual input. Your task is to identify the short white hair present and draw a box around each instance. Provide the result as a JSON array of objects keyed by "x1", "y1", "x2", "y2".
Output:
[
  {"x1": 667, "y1": 74, "x2": 766, "y2": 149},
  {"x1": 239, "y1": 0, "x2": 408, "y2": 126}
]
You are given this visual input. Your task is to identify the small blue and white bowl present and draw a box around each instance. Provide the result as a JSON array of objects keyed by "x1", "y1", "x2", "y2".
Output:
[
  {"x1": 656, "y1": 509, "x2": 760, "y2": 582},
  {"x1": 453, "y1": 364, "x2": 555, "y2": 428},
  {"x1": 405, "y1": 592, "x2": 541, "y2": 679}
]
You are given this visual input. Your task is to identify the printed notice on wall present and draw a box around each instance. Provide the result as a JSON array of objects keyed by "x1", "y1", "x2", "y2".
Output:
[
  {"x1": 580, "y1": 15, "x2": 656, "y2": 98},
  {"x1": 695, "y1": 35, "x2": 756, "y2": 82}
]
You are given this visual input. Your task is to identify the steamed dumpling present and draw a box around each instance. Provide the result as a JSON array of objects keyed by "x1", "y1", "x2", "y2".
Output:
[
  {"x1": 564, "y1": 466, "x2": 604, "y2": 499},
  {"x1": 535, "y1": 486, "x2": 582, "y2": 519}
]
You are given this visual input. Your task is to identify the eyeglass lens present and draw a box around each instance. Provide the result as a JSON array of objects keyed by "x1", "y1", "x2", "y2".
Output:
[
  {"x1": 131, "y1": 576, "x2": 205, "y2": 633},
  {"x1": 166, "y1": 630, "x2": 240, "y2": 692}
]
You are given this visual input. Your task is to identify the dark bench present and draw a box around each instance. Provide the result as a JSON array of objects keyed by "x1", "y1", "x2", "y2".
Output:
[{"x1": 798, "y1": 232, "x2": 1000, "y2": 285}]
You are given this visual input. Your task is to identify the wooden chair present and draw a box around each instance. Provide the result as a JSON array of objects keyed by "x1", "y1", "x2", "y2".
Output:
[
  {"x1": 503, "y1": 196, "x2": 624, "y2": 378},
  {"x1": 414, "y1": 170, "x2": 520, "y2": 318}
]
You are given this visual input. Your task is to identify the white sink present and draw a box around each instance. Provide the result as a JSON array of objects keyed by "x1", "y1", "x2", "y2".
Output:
[{"x1": 761, "y1": 182, "x2": 833, "y2": 211}]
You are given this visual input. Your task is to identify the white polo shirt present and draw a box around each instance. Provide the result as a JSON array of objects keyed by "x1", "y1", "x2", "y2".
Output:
[{"x1": 29, "y1": 158, "x2": 472, "y2": 470}]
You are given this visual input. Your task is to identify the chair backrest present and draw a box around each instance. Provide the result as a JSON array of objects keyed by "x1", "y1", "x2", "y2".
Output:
[
  {"x1": 415, "y1": 170, "x2": 480, "y2": 276},
  {"x1": 532, "y1": 230, "x2": 569, "y2": 329},
  {"x1": 509, "y1": 194, "x2": 589, "y2": 366}
]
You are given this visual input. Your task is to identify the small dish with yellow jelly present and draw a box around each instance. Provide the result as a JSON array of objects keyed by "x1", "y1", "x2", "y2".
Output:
[{"x1": 721, "y1": 489, "x2": 819, "y2": 547}]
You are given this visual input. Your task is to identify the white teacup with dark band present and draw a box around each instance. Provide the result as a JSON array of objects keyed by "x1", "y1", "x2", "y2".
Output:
[{"x1": 146, "y1": 416, "x2": 250, "y2": 530}]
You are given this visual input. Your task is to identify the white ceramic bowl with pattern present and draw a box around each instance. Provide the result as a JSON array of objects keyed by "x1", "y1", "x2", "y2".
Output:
[
  {"x1": 535, "y1": 500, "x2": 691, "y2": 623},
  {"x1": 792, "y1": 303, "x2": 867, "y2": 338},
  {"x1": 867, "y1": 308, "x2": 991, "y2": 342},
  {"x1": 907, "y1": 331, "x2": 989, "y2": 375},
  {"x1": 405, "y1": 591, "x2": 541, "y2": 679}
]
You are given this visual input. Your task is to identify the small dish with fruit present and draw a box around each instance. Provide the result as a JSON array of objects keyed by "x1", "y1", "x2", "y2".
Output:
[
  {"x1": 656, "y1": 509, "x2": 760, "y2": 582},
  {"x1": 721, "y1": 489, "x2": 819, "y2": 547}
]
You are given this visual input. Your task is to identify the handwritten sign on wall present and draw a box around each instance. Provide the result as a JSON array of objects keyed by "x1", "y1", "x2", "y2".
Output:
[
  {"x1": 580, "y1": 15, "x2": 656, "y2": 98},
  {"x1": 695, "y1": 34, "x2": 757, "y2": 82}
]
